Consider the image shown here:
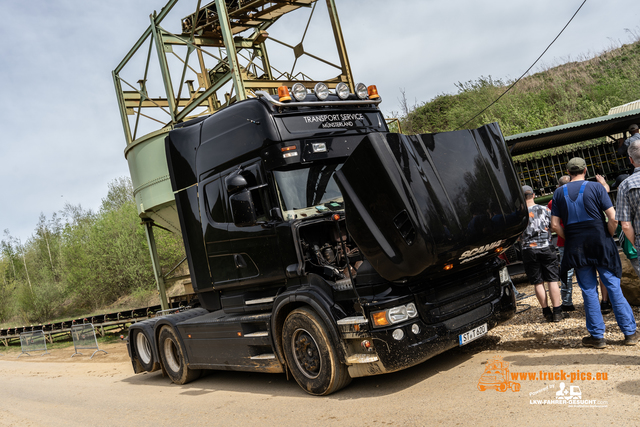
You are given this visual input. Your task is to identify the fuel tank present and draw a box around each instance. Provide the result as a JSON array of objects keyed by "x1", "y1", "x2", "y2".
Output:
[{"x1": 335, "y1": 123, "x2": 527, "y2": 281}]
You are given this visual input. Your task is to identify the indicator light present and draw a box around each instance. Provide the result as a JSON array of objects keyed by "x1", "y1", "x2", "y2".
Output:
[
  {"x1": 367, "y1": 85, "x2": 380, "y2": 99},
  {"x1": 277, "y1": 85, "x2": 291, "y2": 102}
]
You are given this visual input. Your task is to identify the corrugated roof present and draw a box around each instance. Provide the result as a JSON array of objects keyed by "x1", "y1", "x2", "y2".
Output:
[{"x1": 504, "y1": 107, "x2": 640, "y2": 156}]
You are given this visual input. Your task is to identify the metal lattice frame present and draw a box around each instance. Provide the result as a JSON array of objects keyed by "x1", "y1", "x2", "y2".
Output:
[{"x1": 113, "y1": 0, "x2": 355, "y2": 145}]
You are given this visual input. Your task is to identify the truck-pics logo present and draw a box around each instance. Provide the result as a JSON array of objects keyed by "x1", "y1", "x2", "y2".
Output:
[
  {"x1": 460, "y1": 239, "x2": 505, "y2": 264},
  {"x1": 477, "y1": 356, "x2": 521, "y2": 392}
]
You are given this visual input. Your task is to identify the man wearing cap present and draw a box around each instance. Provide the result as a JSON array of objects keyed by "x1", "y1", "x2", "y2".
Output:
[
  {"x1": 520, "y1": 185, "x2": 563, "y2": 322},
  {"x1": 551, "y1": 157, "x2": 637, "y2": 348},
  {"x1": 617, "y1": 124, "x2": 640, "y2": 157}
]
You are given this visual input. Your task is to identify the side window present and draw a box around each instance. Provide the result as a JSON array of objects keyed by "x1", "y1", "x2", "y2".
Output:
[{"x1": 203, "y1": 178, "x2": 226, "y2": 223}]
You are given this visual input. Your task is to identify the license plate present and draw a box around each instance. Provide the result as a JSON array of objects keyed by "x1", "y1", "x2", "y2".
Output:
[{"x1": 458, "y1": 323, "x2": 487, "y2": 346}]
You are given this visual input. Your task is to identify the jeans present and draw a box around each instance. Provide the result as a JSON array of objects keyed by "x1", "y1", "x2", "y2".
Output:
[
  {"x1": 574, "y1": 265, "x2": 636, "y2": 338},
  {"x1": 558, "y1": 247, "x2": 574, "y2": 306}
]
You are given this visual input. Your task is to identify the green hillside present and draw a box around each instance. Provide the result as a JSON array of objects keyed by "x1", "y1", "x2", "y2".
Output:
[{"x1": 399, "y1": 39, "x2": 640, "y2": 136}]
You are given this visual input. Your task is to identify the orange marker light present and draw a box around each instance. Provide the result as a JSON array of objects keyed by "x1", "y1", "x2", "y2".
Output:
[
  {"x1": 367, "y1": 85, "x2": 380, "y2": 99},
  {"x1": 443, "y1": 263, "x2": 454, "y2": 271},
  {"x1": 237, "y1": 332, "x2": 242, "y2": 337},
  {"x1": 281, "y1": 145, "x2": 297, "y2": 152},
  {"x1": 372, "y1": 311, "x2": 390, "y2": 327},
  {"x1": 278, "y1": 85, "x2": 291, "y2": 102},
  {"x1": 332, "y1": 214, "x2": 340, "y2": 221},
  {"x1": 494, "y1": 247, "x2": 504, "y2": 253}
]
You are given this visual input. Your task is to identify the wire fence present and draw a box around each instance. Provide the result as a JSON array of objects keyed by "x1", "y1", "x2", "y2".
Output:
[
  {"x1": 18, "y1": 330, "x2": 50, "y2": 358},
  {"x1": 71, "y1": 323, "x2": 108, "y2": 359}
]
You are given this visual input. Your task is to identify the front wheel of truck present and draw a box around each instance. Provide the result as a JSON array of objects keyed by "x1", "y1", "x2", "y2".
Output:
[
  {"x1": 282, "y1": 307, "x2": 351, "y2": 395},
  {"x1": 158, "y1": 326, "x2": 201, "y2": 385}
]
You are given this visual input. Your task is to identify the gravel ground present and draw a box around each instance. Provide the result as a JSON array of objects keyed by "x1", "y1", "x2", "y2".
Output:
[{"x1": 476, "y1": 275, "x2": 640, "y2": 354}]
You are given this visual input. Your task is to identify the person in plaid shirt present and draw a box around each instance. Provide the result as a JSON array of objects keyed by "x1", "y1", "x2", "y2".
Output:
[{"x1": 617, "y1": 140, "x2": 640, "y2": 251}]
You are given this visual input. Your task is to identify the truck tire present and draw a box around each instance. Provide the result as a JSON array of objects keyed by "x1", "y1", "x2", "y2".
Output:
[
  {"x1": 158, "y1": 326, "x2": 201, "y2": 385},
  {"x1": 282, "y1": 307, "x2": 351, "y2": 395},
  {"x1": 133, "y1": 329, "x2": 155, "y2": 372}
]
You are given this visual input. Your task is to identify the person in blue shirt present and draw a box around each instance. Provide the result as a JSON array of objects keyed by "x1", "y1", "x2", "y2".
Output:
[{"x1": 550, "y1": 157, "x2": 637, "y2": 349}]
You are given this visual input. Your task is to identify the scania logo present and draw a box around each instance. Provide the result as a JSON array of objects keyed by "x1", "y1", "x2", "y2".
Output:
[{"x1": 459, "y1": 239, "x2": 505, "y2": 264}]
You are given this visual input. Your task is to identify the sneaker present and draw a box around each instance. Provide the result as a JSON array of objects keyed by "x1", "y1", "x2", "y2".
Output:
[
  {"x1": 582, "y1": 335, "x2": 607, "y2": 349},
  {"x1": 561, "y1": 304, "x2": 576, "y2": 312},
  {"x1": 552, "y1": 312, "x2": 563, "y2": 322},
  {"x1": 601, "y1": 300, "x2": 612, "y2": 314},
  {"x1": 624, "y1": 331, "x2": 639, "y2": 346}
]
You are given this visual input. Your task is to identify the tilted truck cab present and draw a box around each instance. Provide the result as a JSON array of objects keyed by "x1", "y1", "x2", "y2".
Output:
[{"x1": 126, "y1": 90, "x2": 527, "y2": 395}]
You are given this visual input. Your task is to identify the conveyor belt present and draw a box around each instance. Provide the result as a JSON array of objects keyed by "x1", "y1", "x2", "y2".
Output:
[{"x1": 0, "y1": 300, "x2": 190, "y2": 347}]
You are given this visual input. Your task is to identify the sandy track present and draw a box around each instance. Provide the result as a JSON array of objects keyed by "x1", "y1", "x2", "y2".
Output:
[{"x1": 1, "y1": 335, "x2": 640, "y2": 426}]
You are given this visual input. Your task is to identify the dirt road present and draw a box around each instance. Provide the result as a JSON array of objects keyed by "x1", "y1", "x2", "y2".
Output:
[{"x1": 1, "y1": 333, "x2": 639, "y2": 427}]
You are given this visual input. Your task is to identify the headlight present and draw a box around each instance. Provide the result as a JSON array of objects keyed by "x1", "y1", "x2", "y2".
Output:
[
  {"x1": 314, "y1": 82, "x2": 329, "y2": 100},
  {"x1": 499, "y1": 267, "x2": 510, "y2": 284},
  {"x1": 406, "y1": 303, "x2": 418, "y2": 318},
  {"x1": 388, "y1": 306, "x2": 408, "y2": 323},
  {"x1": 335, "y1": 82, "x2": 350, "y2": 100},
  {"x1": 291, "y1": 83, "x2": 307, "y2": 101},
  {"x1": 355, "y1": 82, "x2": 368, "y2": 99},
  {"x1": 371, "y1": 303, "x2": 419, "y2": 328}
]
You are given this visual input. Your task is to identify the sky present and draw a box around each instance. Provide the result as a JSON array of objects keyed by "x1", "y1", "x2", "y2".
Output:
[{"x1": 1, "y1": 0, "x2": 639, "y2": 243}]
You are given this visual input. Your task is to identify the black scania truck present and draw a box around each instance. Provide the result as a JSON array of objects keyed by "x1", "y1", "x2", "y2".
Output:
[{"x1": 126, "y1": 83, "x2": 528, "y2": 395}]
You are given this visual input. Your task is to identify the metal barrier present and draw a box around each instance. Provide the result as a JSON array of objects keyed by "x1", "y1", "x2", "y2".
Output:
[
  {"x1": 71, "y1": 323, "x2": 108, "y2": 359},
  {"x1": 18, "y1": 330, "x2": 50, "y2": 358}
]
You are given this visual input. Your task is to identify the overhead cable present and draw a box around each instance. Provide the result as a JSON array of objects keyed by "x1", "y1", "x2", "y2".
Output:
[{"x1": 458, "y1": 0, "x2": 588, "y2": 130}]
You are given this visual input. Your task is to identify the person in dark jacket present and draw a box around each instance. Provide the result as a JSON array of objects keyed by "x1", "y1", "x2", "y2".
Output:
[{"x1": 550, "y1": 157, "x2": 637, "y2": 349}]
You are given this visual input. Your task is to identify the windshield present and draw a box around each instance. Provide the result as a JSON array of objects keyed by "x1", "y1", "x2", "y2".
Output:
[{"x1": 273, "y1": 163, "x2": 344, "y2": 220}]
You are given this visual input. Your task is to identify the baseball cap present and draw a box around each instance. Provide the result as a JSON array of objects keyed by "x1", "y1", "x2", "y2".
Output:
[
  {"x1": 630, "y1": 124, "x2": 639, "y2": 131},
  {"x1": 522, "y1": 185, "x2": 534, "y2": 194},
  {"x1": 611, "y1": 174, "x2": 629, "y2": 189},
  {"x1": 566, "y1": 157, "x2": 587, "y2": 173}
]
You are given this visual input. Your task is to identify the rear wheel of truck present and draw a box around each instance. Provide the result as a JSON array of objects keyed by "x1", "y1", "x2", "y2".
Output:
[
  {"x1": 133, "y1": 329, "x2": 155, "y2": 372},
  {"x1": 282, "y1": 307, "x2": 351, "y2": 395},
  {"x1": 158, "y1": 326, "x2": 201, "y2": 385}
]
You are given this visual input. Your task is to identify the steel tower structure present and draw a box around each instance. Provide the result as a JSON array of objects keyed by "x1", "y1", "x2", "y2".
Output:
[{"x1": 113, "y1": 0, "x2": 356, "y2": 309}]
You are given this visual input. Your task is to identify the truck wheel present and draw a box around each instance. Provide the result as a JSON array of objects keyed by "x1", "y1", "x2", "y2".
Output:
[
  {"x1": 158, "y1": 326, "x2": 201, "y2": 385},
  {"x1": 282, "y1": 307, "x2": 351, "y2": 395},
  {"x1": 133, "y1": 329, "x2": 155, "y2": 372}
]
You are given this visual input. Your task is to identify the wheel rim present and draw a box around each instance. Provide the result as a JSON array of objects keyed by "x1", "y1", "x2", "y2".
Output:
[
  {"x1": 136, "y1": 332, "x2": 152, "y2": 365},
  {"x1": 164, "y1": 339, "x2": 181, "y2": 373},
  {"x1": 291, "y1": 328, "x2": 321, "y2": 379}
]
